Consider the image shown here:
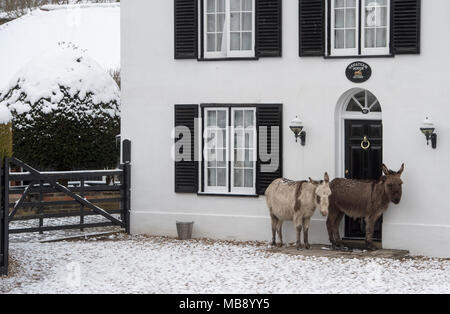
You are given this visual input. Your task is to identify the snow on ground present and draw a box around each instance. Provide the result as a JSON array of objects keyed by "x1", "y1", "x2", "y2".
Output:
[
  {"x1": 2, "y1": 236, "x2": 450, "y2": 294},
  {"x1": 9, "y1": 214, "x2": 122, "y2": 243},
  {"x1": 0, "y1": 3, "x2": 119, "y2": 89}
]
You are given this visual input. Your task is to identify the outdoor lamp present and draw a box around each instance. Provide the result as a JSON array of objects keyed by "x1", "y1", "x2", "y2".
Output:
[
  {"x1": 420, "y1": 117, "x2": 437, "y2": 149},
  {"x1": 290, "y1": 116, "x2": 306, "y2": 146}
]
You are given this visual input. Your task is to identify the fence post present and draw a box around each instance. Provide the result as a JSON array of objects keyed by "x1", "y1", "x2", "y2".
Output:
[
  {"x1": 1, "y1": 158, "x2": 9, "y2": 276},
  {"x1": 122, "y1": 139, "x2": 131, "y2": 164},
  {"x1": 122, "y1": 139, "x2": 131, "y2": 234},
  {"x1": 123, "y1": 162, "x2": 131, "y2": 234}
]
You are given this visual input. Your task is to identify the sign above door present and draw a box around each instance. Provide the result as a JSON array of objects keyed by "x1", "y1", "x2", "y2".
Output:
[{"x1": 346, "y1": 62, "x2": 372, "y2": 83}]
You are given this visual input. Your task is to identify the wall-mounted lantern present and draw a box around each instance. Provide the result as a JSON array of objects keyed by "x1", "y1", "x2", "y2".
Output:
[
  {"x1": 420, "y1": 117, "x2": 437, "y2": 149},
  {"x1": 290, "y1": 116, "x2": 306, "y2": 146}
]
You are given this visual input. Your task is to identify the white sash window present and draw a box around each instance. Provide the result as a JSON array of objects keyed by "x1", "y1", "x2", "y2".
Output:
[
  {"x1": 203, "y1": 107, "x2": 256, "y2": 195},
  {"x1": 331, "y1": 0, "x2": 359, "y2": 56},
  {"x1": 329, "y1": 0, "x2": 390, "y2": 56},
  {"x1": 204, "y1": 0, "x2": 255, "y2": 59},
  {"x1": 362, "y1": 0, "x2": 390, "y2": 55}
]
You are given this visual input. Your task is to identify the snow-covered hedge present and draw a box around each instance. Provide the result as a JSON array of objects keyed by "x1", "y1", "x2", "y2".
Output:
[{"x1": 0, "y1": 43, "x2": 120, "y2": 170}]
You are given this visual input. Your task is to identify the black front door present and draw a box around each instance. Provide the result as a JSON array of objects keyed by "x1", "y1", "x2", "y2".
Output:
[{"x1": 344, "y1": 120, "x2": 383, "y2": 241}]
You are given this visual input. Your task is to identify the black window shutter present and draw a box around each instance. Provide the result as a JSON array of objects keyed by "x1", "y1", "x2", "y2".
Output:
[
  {"x1": 174, "y1": 0, "x2": 198, "y2": 59},
  {"x1": 256, "y1": 104, "x2": 283, "y2": 195},
  {"x1": 392, "y1": 0, "x2": 421, "y2": 54},
  {"x1": 256, "y1": 0, "x2": 282, "y2": 57},
  {"x1": 299, "y1": 0, "x2": 325, "y2": 57},
  {"x1": 174, "y1": 105, "x2": 199, "y2": 193}
]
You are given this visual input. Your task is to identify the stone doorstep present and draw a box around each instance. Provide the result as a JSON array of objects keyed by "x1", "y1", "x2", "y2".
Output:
[{"x1": 269, "y1": 244, "x2": 410, "y2": 259}]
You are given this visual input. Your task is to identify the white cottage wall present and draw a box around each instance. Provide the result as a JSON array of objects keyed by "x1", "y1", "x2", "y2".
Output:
[{"x1": 122, "y1": 0, "x2": 450, "y2": 257}]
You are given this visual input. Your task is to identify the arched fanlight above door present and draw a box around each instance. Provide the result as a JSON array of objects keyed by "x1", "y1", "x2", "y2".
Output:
[{"x1": 346, "y1": 90, "x2": 381, "y2": 114}]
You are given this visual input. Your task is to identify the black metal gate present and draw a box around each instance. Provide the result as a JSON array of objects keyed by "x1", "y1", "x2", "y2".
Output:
[{"x1": 0, "y1": 140, "x2": 131, "y2": 276}]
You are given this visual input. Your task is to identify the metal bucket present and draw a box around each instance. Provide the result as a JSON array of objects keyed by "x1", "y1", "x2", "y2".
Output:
[{"x1": 176, "y1": 221, "x2": 194, "y2": 240}]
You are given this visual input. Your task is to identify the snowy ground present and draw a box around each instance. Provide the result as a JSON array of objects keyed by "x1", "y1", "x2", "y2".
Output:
[
  {"x1": 9, "y1": 215, "x2": 121, "y2": 243},
  {"x1": 2, "y1": 235, "x2": 450, "y2": 294}
]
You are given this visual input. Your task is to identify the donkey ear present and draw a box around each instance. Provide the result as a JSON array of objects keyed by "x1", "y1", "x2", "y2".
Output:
[
  {"x1": 381, "y1": 164, "x2": 390, "y2": 176},
  {"x1": 309, "y1": 177, "x2": 313, "y2": 183},
  {"x1": 324, "y1": 172, "x2": 330, "y2": 183},
  {"x1": 397, "y1": 163, "x2": 405, "y2": 176}
]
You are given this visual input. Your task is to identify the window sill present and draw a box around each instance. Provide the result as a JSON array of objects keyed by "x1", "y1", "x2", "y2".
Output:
[
  {"x1": 324, "y1": 54, "x2": 394, "y2": 59},
  {"x1": 197, "y1": 192, "x2": 259, "y2": 198},
  {"x1": 198, "y1": 57, "x2": 259, "y2": 62}
]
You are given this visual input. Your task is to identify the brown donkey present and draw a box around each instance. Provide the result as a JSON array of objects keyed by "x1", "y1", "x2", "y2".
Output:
[{"x1": 327, "y1": 164, "x2": 404, "y2": 251}]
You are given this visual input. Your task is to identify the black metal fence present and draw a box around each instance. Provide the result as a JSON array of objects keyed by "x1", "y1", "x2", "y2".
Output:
[{"x1": 0, "y1": 139, "x2": 131, "y2": 276}]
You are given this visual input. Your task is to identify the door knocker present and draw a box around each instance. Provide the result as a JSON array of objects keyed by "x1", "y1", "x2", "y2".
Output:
[{"x1": 361, "y1": 136, "x2": 371, "y2": 150}]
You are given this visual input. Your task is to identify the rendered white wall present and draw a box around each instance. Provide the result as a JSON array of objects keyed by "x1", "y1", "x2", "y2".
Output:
[{"x1": 122, "y1": 0, "x2": 450, "y2": 257}]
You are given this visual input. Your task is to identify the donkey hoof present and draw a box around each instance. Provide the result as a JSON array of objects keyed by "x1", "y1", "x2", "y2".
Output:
[
  {"x1": 366, "y1": 243, "x2": 378, "y2": 251},
  {"x1": 304, "y1": 244, "x2": 311, "y2": 250}
]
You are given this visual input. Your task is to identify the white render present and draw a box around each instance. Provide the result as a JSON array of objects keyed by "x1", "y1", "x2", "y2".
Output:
[{"x1": 122, "y1": 0, "x2": 450, "y2": 257}]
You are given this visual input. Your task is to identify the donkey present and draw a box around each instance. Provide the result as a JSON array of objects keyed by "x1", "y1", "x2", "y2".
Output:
[
  {"x1": 327, "y1": 164, "x2": 404, "y2": 251},
  {"x1": 265, "y1": 173, "x2": 331, "y2": 250}
]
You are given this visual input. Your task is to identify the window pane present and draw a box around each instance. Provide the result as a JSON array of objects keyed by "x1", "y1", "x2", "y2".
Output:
[
  {"x1": 244, "y1": 110, "x2": 254, "y2": 128},
  {"x1": 335, "y1": 9, "x2": 344, "y2": 28},
  {"x1": 242, "y1": 0, "x2": 252, "y2": 11},
  {"x1": 244, "y1": 149, "x2": 253, "y2": 167},
  {"x1": 216, "y1": 33, "x2": 223, "y2": 51},
  {"x1": 217, "y1": 0, "x2": 225, "y2": 12},
  {"x1": 244, "y1": 132, "x2": 254, "y2": 148},
  {"x1": 207, "y1": 131, "x2": 216, "y2": 147},
  {"x1": 207, "y1": 34, "x2": 215, "y2": 52},
  {"x1": 234, "y1": 169, "x2": 243, "y2": 187},
  {"x1": 376, "y1": 29, "x2": 387, "y2": 47},
  {"x1": 217, "y1": 14, "x2": 225, "y2": 32},
  {"x1": 346, "y1": 9, "x2": 355, "y2": 27},
  {"x1": 207, "y1": 149, "x2": 216, "y2": 166},
  {"x1": 235, "y1": 131, "x2": 244, "y2": 148},
  {"x1": 371, "y1": 102, "x2": 382, "y2": 112},
  {"x1": 373, "y1": 0, "x2": 387, "y2": 5},
  {"x1": 379, "y1": 7, "x2": 387, "y2": 27},
  {"x1": 335, "y1": 30, "x2": 345, "y2": 48},
  {"x1": 207, "y1": 111, "x2": 216, "y2": 127},
  {"x1": 346, "y1": 29, "x2": 356, "y2": 48},
  {"x1": 365, "y1": 29, "x2": 375, "y2": 48},
  {"x1": 242, "y1": 13, "x2": 252, "y2": 31},
  {"x1": 230, "y1": 0, "x2": 240, "y2": 11},
  {"x1": 335, "y1": 0, "x2": 345, "y2": 8},
  {"x1": 234, "y1": 110, "x2": 243, "y2": 127},
  {"x1": 217, "y1": 168, "x2": 226, "y2": 186},
  {"x1": 234, "y1": 149, "x2": 244, "y2": 167},
  {"x1": 207, "y1": 0, "x2": 215, "y2": 13},
  {"x1": 217, "y1": 130, "x2": 226, "y2": 148},
  {"x1": 207, "y1": 14, "x2": 215, "y2": 32},
  {"x1": 242, "y1": 33, "x2": 252, "y2": 50},
  {"x1": 217, "y1": 110, "x2": 226, "y2": 128},
  {"x1": 230, "y1": 12, "x2": 240, "y2": 31},
  {"x1": 217, "y1": 149, "x2": 227, "y2": 167},
  {"x1": 208, "y1": 168, "x2": 217, "y2": 186},
  {"x1": 346, "y1": 0, "x2": 356, "y2": 7},
  {"x1": 231, "y1": 32, "x2": 240, "y2": 50},
  {"x1": 346, "y1": 99, "x2": 363, "y2": 112},
  {"x1": 244, "y1": 169, "x2": 253, "y2": 187}
]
